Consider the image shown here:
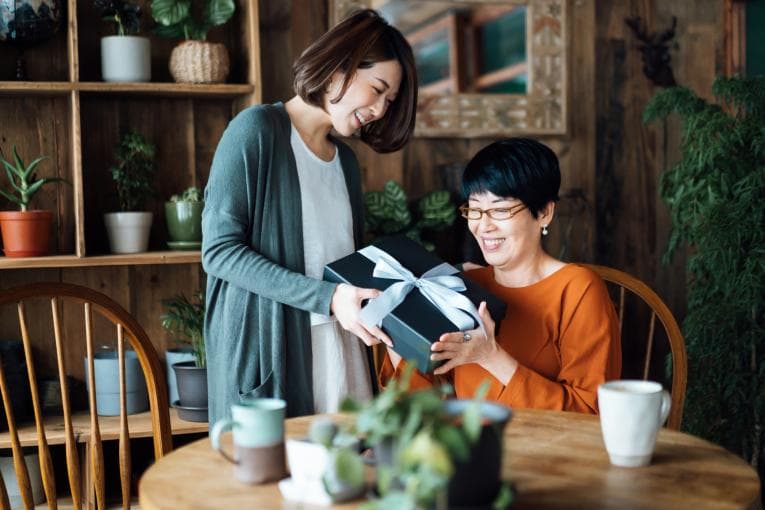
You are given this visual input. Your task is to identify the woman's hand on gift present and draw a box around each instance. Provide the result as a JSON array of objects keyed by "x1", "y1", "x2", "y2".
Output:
[
  {"x1": 331, "y1": 283, "x2": 393, "y2": 347},
  {"x1": 430, "y1": 301, "x2": 517, "y2": 383}
]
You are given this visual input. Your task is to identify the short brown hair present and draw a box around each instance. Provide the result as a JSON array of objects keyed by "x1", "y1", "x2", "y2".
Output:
[{"x1": 293, "y1": 9, "x2": 417, "y2": 153}]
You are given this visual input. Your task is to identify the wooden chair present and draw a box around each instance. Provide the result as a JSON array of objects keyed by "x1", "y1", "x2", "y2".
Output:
[
  {"x1": 584, "y1": 265, "x2": 688, "y2": 430},
  {"x1": 0, "y1": 282, "x2": 172, "y2": 510}
]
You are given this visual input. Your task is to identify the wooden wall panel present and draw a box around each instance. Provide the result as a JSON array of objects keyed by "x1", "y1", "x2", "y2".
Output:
[
  {"x1": 595, "y1": 0, "x2": 723, "y2": 325},
  {"x1": 129, "y1": 264, "x2": 205, "y2": 361},
  {"x1": 0, "y1": 31, "x2": 68, "y2": 82},
  {"x1": 193, "y1": 101, "x2": 234, "y2": 186}
]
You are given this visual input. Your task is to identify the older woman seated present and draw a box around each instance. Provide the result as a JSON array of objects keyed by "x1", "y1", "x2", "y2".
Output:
[{"x1": 380, "y1": 138, "x2": 622, "y2": 414}]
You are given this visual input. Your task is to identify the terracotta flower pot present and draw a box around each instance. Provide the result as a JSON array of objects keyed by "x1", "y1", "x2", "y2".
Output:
[{"x1": 0, "y1": 210, "x2": 53, "y2": 257}]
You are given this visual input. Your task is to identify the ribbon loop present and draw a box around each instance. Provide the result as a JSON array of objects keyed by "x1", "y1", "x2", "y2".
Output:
[{"x1": 357, "y1": 246, "x2": 485, "y2": 336}]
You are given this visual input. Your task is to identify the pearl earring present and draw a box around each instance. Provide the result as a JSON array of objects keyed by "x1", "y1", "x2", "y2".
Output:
[{"x1": 542, "y1": 224, "x2": 549, "y2": 236}]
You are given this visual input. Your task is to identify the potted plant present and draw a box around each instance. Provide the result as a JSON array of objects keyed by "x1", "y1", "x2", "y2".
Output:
[
  {"x1": 0, "y1": 146, "x2": 68, "y2": 257},
  {"x1": 95, "y1": 0, "x2": 151, "y2": 82},
  {"x1": 165, "y1": 185, "x2": 203, "y2": 250},
  {"x1": 150, "y1": 0, "x2": 235, "y2": 83},
  {"x1": 365, "y1": 180, "x2": 456, "y2": 251},
  {"x1": 161, "y1": 292, "x2": 207, "y2": 422},
  {"x1": 341, "y1": 367, "x2": 514, "y2": 509},
  {"x1": 644, "y1": 76, "x2": 765, "y2": 475},
  {"x1": 104, "y1": 131, "x2": 156, "y2": 254}
]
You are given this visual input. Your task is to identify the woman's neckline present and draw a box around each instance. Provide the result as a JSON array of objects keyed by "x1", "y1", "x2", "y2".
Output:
[
  {"x1": 290, "y1": 122, "x2": 338, "y2": 164},
  {"x1": 489, "y1": 262, "x2": 572, "y2": 290}
]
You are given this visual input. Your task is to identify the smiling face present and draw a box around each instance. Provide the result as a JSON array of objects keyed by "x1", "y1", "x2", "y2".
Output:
[
  {"x1": 324, "y1": 60, "x2": 402, "y2": 137},
  {"x1": 467, "y1": 191, "x2": 554, "y2": 271}
]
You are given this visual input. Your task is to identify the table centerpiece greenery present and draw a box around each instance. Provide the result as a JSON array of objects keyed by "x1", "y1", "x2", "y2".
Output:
[{"x1": 341, "y1": 365, "x2": 513, "y2": 509}]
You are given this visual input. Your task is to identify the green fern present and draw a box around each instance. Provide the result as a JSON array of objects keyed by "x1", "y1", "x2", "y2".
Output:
[{"x1": 645, "y1": 76, "x2": 765, "y2": 470}]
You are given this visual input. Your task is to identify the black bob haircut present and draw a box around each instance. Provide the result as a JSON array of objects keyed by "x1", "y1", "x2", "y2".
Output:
[{"x1": 460, "y1": 138, "x2": 561, "y2": 218}]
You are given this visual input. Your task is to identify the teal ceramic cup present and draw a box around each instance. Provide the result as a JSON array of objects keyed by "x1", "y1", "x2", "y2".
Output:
[{"x1": 210, "y1": 397, "x2": 287, "y2": 484}]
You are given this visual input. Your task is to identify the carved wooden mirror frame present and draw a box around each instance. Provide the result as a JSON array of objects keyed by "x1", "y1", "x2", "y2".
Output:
[{"x1": 330, "y1": 0, "x2": 568, "y2": 137}]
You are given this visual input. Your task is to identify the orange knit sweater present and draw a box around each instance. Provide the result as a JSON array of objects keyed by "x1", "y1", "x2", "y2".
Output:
[{"x1": 379, "y1": 264, "x2": 622, "y2": 414}]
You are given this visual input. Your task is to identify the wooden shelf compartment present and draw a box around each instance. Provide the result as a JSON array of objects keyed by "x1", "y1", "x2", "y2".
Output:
[
  {"x1": 76, "y1": 0, "x2": 260, "y2": 99},
  {"x1": 0, "y1": 82, "x2": 254, "y2": 97},
  {"x1": 0, "y1": 251, "x2": 201, "y2": 270},
  {"x1": 76, "y1": 82, "x2": 255, "y2": 97},
  {"x1": 0, "y1": 82, "x2": 73, "y2": 96},
  {"x1": 0, "y1": 408, "x2": 208, "y2": 449}
]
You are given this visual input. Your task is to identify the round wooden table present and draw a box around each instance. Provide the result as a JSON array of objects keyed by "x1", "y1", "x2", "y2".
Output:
[{"x1": 139, "y1": 408, "x2": 761, "y2": 509}]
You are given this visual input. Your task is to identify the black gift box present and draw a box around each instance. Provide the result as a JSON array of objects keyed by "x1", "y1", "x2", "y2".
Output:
[{"x1": 323, "y1": 236, "x2": 506, "y2": 373}]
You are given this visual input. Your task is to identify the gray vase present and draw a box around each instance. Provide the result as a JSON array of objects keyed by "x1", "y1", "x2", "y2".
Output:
[
  {"x1": 165, "y1": 348, "x2": 195, "y2": 404},
  {"x1": 173, "y1": 361, "x2": 207, "y2": 408},
  {"x1": 84, "y1": 350, "x2": 148, "y2": 416}
]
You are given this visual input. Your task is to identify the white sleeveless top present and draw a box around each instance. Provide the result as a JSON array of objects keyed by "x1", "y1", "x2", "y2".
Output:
[{"x1": 290, "y1": 125, "x2": 372, "y2": 412}]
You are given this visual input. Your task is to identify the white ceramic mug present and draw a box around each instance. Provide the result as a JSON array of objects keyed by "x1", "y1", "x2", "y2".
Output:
[{"x1": 598, "y1": 380, "x2": 671, "y2": 467}]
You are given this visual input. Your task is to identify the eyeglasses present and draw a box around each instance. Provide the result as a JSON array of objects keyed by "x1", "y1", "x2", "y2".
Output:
[{"x1": 459, "y1": 203, "x2": 527, "y2": 221}]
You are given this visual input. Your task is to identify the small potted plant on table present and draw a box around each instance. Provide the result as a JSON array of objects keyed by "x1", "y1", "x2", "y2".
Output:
[
  {"x1": 0, "y1": 146, "x2": 68, "y2": 257},
  {"x1": 161, "y1": 292, "x2": 207, "y2": 422},
  {"x1": 341, "y1": 367, "x2": 514, "y2": 509},
  {"x1": 165, "y1": 186, "x2": 203, "y2": 250},
  {"x1": 104, "y1": 131, "x2": 156, "y2": 254},
  {"x1": 95, "y1": 0, "x2": 151, "y2": 82},
  {"x1": 150, "y1": 0, "x2": 236, "y2": 83}
]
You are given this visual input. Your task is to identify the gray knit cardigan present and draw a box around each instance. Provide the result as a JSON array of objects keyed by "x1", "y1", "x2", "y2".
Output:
[{"x1": 201, "y1": 103, "x2": 365, "y2": 423}]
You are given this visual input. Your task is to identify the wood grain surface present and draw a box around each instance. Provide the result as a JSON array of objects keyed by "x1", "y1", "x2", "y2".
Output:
[{"x1": 139, "y1": 409, "x2": 761, "y2": 510}]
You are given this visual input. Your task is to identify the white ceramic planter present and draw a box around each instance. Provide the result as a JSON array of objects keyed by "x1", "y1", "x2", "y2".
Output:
[
  {"x1": 104, "y1": 211, "x2": 152, "y2": 254},
  {"x1": 101, "y1": 36, "x2": 151, "y2": 82},
  {"x1": 0, "y1": 453, "x2": 45, "y2": 508}
]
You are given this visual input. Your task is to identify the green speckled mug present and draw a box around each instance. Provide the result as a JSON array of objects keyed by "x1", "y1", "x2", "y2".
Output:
[{"x1": 210, "y1": 397, "x2": 287, "y2": 484}]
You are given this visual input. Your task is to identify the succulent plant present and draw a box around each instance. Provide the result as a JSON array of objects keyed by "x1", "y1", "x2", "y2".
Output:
[
  {"x1": 0, "y1": 146, "x2": 67, "y2": 212},
  {"x1": 169, "y1": 186, "x2": 203, "y2": 203}
]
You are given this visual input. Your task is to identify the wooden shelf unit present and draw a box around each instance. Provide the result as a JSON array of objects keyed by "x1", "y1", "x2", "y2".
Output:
[
  {"x1": 0, "y1": 0, "x2": 260, "y2": 448},
  {"x1": 0, "y1": 0, "x2": 261, "y2": 263}
]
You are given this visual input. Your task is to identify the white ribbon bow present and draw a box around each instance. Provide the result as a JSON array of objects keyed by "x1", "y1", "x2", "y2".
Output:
[{"x1": 357, "y1": 245, "x2": 485, "y2": 336}]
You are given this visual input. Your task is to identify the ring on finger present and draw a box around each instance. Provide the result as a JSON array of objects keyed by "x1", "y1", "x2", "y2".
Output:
[{"x1": 462, "y1": 332, "x2": 471, "y2": 342}]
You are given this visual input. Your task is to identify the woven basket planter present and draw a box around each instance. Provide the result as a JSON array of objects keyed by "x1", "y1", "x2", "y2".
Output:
[{"x1": 169, "y1": 41, "x2": 230, "y2": 84}]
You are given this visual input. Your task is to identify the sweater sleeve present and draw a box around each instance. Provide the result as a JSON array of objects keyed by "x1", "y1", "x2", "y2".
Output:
[
  {"x1": 201, "y1": 107, "x2": 337, "y2": 315},
  {"x1": 378, "y1": 351, "x2": 436, "y2": 391},
  {"x1": 494, "y1": 275, "x2": 621, "y2": 414}
]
